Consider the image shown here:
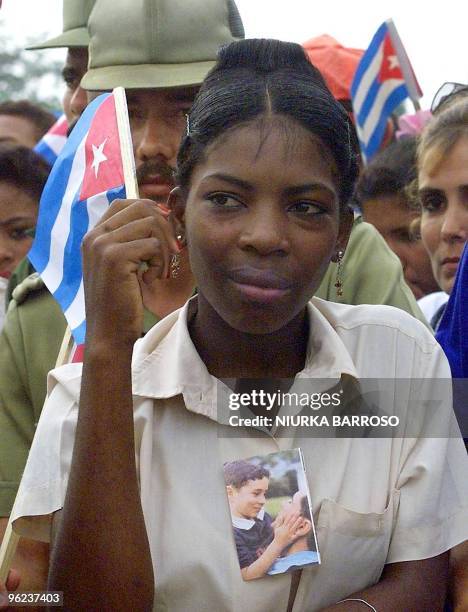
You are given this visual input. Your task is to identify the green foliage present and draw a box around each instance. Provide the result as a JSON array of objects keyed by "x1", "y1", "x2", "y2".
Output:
[
  {"x1": 265, "y1": 496, "x2": 290, "y2": 519},
  {"x1": 0, "y1": 25, "x2": 63, "y2": 111}
]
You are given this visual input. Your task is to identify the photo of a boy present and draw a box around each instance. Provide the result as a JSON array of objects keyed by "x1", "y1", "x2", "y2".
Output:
[{"x1": 224, "y1": 460, "x2": 304, "y2": 581}]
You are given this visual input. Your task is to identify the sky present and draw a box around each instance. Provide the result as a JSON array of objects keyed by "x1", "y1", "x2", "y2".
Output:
[{"x1": 1, "y1": 0, "x2": 467, "y2": 107}]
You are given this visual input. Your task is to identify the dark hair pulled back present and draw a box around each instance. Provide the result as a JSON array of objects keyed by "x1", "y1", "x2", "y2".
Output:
[{"x1": 176, "y1": 39, "x2": 360, "y2": 207}]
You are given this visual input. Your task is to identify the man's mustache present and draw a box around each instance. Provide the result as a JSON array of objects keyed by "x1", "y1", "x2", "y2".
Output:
[{"x1": 136, "y1": 161, "x2": 175, "y2": 186}]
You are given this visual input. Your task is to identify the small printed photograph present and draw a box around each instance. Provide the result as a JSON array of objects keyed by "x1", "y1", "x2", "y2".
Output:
[{"x1": 223, "y1": 448, "x2": 319, "y2": 581}]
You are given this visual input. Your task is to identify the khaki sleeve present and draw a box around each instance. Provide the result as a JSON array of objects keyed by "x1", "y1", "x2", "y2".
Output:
[
  {"x1": 315, "y1": 218, "x2": 429, "y2": 326},
  {"x1": 0, "y1": 304, "x2": 35, "y2": 516},
  {"x1": 0, "y1": 291, "x2": 66, "y2": 516}
]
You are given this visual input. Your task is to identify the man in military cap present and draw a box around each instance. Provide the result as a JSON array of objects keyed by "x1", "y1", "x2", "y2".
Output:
[{"x1": 27, "y1": 0, "x2": 93, "y2": 125}]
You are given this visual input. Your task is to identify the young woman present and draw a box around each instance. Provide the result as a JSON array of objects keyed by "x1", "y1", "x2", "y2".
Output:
[
  {"x1": 0, "y1": 144, "x2": 49, "y2": 324},
  {"x1": 417, "y1": 98, "x2": 468, "y2": 329},
  {"x1": 11, "y1": 40, "x2": 468, "y2": 612}
]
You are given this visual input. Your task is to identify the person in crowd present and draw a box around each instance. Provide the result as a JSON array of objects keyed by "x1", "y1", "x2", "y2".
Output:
[
  {"x1": 6, "y1": 0, "x2": 92, "y2": 295},
  {"x1": 417, "y1": 95, "x2": 468, "y2": 612},
  {"x1": 10, "y1": 39, "x2": 467, "y2": 612},
  {"x1": 0, "y1": 145, "x2": 50, "y2": 325},
  {"x1": 0, "y1": 101, "x2": 55, "y2": 149},
  {"x1": 0, "y1": 0, "x2": 428, "y2": 580},
  {"x1": 417, "y1": 98, "x2": 468, "y2": 330},
  {"x1": 26, "y1": 0, "x2": 93, "y2": 128},
  {"x1": 355, "y1": 137, "x2": 440, "y2": 301}
]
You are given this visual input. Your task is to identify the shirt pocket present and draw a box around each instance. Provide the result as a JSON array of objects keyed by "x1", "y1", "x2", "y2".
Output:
[{"x1": 314, "y1": 490, "x2": 400, "y2": 594}]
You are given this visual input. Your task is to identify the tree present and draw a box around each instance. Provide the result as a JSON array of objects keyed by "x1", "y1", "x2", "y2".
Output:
[{"x1": 0, "y1": 25, "x2": 63, "y2": 111}]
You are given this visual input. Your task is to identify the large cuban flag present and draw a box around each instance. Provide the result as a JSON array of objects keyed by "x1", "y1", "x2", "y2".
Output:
[
  {"x1": 29, "y1": 93, "x2": 127, "y2": 347},
  {"x1": 34, "y1": 113, "x2": 68, "y2": 166},
  {"x1": 351, "y1": 19, "x2": 422, "y2": 162}
]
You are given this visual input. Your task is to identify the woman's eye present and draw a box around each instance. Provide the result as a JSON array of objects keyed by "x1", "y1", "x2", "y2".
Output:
[
  {"x1": 288, "y1": 201, "x2": 323, "y2": 215},
  {"x1": 207, "y1": 193, "x2": 242, "y2": 209},
  {"x1": 10, "y1": 228, "x2": 33, "y2": 241},
  {"x1": 420, "y1": 193, "x2": 445, "y2": 213}
]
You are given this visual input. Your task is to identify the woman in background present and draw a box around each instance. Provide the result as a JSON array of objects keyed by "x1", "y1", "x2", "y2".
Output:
[
  {"x1": 0, "y1": 144, "x2": 49, "y2": 326},
  {"x1": 416, "y1": 98, "x2": 468, "y2": 330}
]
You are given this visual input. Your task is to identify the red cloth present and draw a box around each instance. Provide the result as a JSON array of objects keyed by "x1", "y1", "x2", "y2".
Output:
[{"x1": 302, "y1": 35, "x2": 363, "y2": 101}]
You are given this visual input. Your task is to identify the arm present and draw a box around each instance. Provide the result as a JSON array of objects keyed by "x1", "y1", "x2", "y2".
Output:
[
  {"x1": 241, "y1": 512, "x2": 303, "y2": 581},
  {"x1": 320, "y1": 553, "x2": 449, "y2": 611},
  {"x1": 450, "y1": 541, "x2": 468, "y2": 612},
  {"x1": 48, "y1": 199, "x2": 178, "y2": 611}
]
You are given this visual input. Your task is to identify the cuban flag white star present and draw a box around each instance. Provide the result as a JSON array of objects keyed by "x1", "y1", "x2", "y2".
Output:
[
  {"x1": 91, "y1": 138, "x2": 108, "y2": 178},
  {"x1": 388, "y1": 55, "x2": 400, "y2": 70}
]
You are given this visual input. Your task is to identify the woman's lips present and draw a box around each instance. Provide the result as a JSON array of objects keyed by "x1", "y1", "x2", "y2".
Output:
[
  {"x1": 440, "y1": 257, "x2": 460, "y2": 274},
  {"x1": 228, "y1": 267, "x2": 291, "y2": 303},
  {"x1": 0, "y1": 271, "x2": 11, "y2": 279}
]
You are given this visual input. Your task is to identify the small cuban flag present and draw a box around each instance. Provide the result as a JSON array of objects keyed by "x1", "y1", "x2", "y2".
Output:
[
  {"x1": 29, "y1": 88, "x2": 137, "y2": 351},
  {"x1": 351, "y1": 19, "x2": 422, "y2": 163},
  {"x1": 33, "y1": 114, "x2": 68, "y2": 166}
]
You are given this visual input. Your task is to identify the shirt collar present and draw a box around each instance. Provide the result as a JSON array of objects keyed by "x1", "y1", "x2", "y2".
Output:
[
  {"x1": 131, "y1": 297, "x2": 359, "y2": 422},
  {"x1": 231, "y1": 507, "x2": 266, "y2": 530}
]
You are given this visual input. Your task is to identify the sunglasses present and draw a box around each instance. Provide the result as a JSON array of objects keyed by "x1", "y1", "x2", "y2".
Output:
[{"x1": 431, "y1": 82, "x2": 468, "y2": 114}]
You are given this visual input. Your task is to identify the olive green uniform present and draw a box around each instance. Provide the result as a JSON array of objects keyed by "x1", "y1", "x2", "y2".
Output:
[{"x1": 0, "y1": 218, "x2": 426, "y2": 515}]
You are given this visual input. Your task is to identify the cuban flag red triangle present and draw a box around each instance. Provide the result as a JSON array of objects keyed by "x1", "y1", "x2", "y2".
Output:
[
  {"x1": 378, "y1": 33, "x2": 404, "y2": 82},
  {"x1": 80, "y1": 96, "x2": 124, "y2": 201}
]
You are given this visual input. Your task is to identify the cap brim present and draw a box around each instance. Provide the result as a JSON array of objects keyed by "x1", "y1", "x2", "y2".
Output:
[
  {"x1": 26, "y1": 27, "x2": 89, "y2": 50},
  {"x1": 81, "y1": 61, "x2": 216, "y2": 91}
]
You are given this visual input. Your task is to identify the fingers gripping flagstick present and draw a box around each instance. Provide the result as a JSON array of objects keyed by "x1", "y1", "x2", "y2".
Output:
[{"x1": 0, "y1": 87, "x2": 142, "y2": 582}]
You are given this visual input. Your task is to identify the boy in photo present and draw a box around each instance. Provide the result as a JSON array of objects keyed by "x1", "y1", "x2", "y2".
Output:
[{"x1": 224, "y1": 460, "x2": 304, "y2": 581}]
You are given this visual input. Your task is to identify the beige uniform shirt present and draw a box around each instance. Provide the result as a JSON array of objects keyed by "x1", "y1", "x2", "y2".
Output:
[{"x1": 13, "y1": 298, "x2": 468, "y2": 612}]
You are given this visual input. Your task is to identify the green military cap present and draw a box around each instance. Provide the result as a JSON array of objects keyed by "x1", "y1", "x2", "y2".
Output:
[
  {"x1": 81, "y1": 0, "x2": 245, "y2": 91},
  {"x1": 26, "y1": 0, "x2": 95, "y2": 50}
]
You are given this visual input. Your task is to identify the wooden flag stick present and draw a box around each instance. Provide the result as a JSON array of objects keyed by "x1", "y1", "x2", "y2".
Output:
[
  {"x1": 0, "y1": 521, "x2": 19, "y2": 584},
  {"x1": 114, "y1": 87, "x2": 139, "y2": 199},
  {"x1": 0, "y1": 89, "x2": 138, "y2": 586}
]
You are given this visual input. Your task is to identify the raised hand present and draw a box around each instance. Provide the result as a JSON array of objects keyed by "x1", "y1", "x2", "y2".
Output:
[{"x1": 81, "y1": 198, "x2": 180, "y2": 349}]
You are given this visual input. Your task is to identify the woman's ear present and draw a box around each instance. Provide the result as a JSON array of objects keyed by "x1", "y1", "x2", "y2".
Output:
[
  {"x1": 167, "y1": 186, "x2": 187, "y2": 245},
  {"x1": 167, "y1": 186, "x2": 186, "y2": 228},
  {"x1": 333, "y1": 206, "x2": 354, "y2": 261}
]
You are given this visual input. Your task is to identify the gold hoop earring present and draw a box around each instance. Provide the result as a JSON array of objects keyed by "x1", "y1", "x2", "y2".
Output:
[{"x1": 334, "y1": 250, "x2": 344, "y2": 297}]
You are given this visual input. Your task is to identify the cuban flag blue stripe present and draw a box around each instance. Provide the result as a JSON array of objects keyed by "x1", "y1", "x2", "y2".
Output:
[
  {"x1": 29, "y1": 148, "x2": 79, "y2": 273},
  {"x1": 34, "y1": 141, "x2": 59, "y2": 166},
  {"x1": 53, "y1": 184, "x2": 126, "y2": 311},
  {"x1": 356, "y1": 77, "x2": 381, "y2": 127},
  {"x1": 72, "y1": 320, "x2": 87, "y2": 346},
  {"x1": 29, "y1": 97, "x2": 108, "y2": 273},
  {"x1": 28, "y1": 91, "x2": 126, "y2": 348},
  {"x1": 52, "y1": 193, "x2": 91, "y2": 309},
  {"x1": 365, "y1": 83, "x2": 408, "y2": 158},
  {"x1": 350, "y1": 22, "x2": 387, "y2": 98}
]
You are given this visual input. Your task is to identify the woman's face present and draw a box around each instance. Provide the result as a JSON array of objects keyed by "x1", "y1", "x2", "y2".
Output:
[
  {"x1": 182, "y1": 119, "x2": 349, "y2": 335},
  {"x1": 0, "y1": 182, "x2": 37, "y2": 278},
  {"x1": 418, "y1": 136, "x2": 468, "y2": 294}
]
